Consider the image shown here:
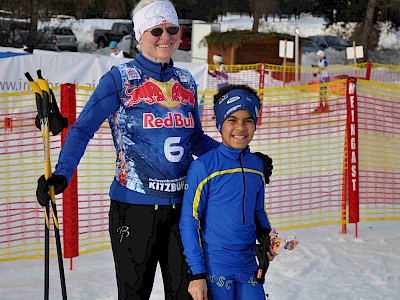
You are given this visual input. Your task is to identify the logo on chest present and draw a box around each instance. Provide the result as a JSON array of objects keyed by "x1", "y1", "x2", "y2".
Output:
[
  {"x1": 143, "y1": 112, "x2": 194, "y2": 129},
  {"x1": 123, "y1": 78, "x2": 195, "y2": 107}
]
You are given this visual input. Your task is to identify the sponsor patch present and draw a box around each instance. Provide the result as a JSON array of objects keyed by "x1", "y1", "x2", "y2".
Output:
[
  {"x1": 226, "y1": 95, "x2": 241, "y2": 104},
  {"x1": 125, "y1": 67, "x2": 141, "y2": 80}
]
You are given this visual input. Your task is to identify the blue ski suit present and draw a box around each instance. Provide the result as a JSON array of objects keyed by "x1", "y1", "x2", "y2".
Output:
[
  {"x1": 53, "y1": 53, "x2": 218, "y2": 204},
  {"x1": 180, "y1": 144, "x2": 272, "y2": 299}
]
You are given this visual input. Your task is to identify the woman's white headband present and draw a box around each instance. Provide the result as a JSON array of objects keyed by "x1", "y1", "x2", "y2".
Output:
[{"x1": 132, "y1": 1, "x2": 179, "y2": 42}]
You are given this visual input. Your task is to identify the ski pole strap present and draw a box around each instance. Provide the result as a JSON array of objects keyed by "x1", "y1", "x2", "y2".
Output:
[{"x1": 26, "y1": 70, "x2": 68, "y2": 135}]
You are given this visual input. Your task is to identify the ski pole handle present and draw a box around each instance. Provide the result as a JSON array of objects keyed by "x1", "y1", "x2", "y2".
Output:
[
  {"x1": 36, "y1": 70, "x2": 51, "y2": 118},
  {"x1": 25, "y1": 72, "x2": 44, "y2": 119}
]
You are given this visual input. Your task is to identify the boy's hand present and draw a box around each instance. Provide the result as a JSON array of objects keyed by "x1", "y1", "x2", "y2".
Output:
[
  {"x1": 267, "y1": 228, "x2": 279, "y2": 260},
  {"x1": 267, "y1": 243, "x2": 278, "y2": 261},
  {"x1": 188, "y1": 279, "x2": 208, "y2": 300}
]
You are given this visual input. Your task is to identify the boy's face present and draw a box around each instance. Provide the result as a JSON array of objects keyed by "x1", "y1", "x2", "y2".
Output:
[{"x1": 221, "y1": 110, "x2": 255, "y2": 149}]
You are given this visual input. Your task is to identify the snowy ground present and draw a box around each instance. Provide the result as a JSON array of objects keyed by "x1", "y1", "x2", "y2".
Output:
[{"x1": 1, "y1": 221, "x2": 399, "y2": 300}]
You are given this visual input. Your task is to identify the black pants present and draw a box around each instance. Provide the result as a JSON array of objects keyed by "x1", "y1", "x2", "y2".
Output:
[{"x1": 109, "y1": 200, "x2": 192, "y2": 300}]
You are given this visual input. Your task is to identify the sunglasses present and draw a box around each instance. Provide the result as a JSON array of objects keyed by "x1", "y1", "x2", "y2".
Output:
[{"x1": 147, "y1": 26, "x2": 180, "y2": 37}]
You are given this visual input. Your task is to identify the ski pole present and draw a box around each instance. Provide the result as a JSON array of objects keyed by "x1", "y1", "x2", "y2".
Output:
[
  {"x1": 36, "y1": 70, "x2": 67, "y2": 300},
  {"x1": 25, "y1": 72, "x2": 51, "y2": 299},
  {"x1": 25, "y1": 71, "x2": 68, "y2": 300}
]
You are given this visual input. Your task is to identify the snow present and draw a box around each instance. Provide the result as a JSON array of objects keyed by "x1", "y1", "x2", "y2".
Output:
[
  {"x1": 29, "y1": 13, "x2": 400, "y2": 65},
  {"x1": 1, "y1": 13, "x2": 399, "y2": 300},
  {"x1": 2, "y1": 13, "x2": 399, "y2": 64},
  {"x1": 1, "y1": 222, "x2": 399, "y2": 299}
]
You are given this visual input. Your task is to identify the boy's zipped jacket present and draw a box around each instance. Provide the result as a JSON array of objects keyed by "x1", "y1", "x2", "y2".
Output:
[{"x1": 180, "y1": 144, "x2": 271, "y2": 276}]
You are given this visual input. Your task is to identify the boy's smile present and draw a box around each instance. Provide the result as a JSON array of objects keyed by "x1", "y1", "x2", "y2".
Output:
[{"x1": 221, "y1": 110, "x2": 255, "y2": 149}]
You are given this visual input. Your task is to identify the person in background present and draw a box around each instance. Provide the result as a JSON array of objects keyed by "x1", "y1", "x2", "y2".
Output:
[
  {"x1": 180, "y1": 84, "x2": 276, "y2": 300},
  {"x1": 22, "y1": 44, "x2": 34, "y2": 54},
  {"x1": 312, "y1": 49, "x2": 330, "y2": 112},
  {"x1": 208, "y1": 54, "x2": 229, "y2": 89},
  {"x1": 35, "y1": 0, "x2": 219, "y2": 299},
  {"x1": 109, "y1": 40, "x2": 133, "y2": 58}
]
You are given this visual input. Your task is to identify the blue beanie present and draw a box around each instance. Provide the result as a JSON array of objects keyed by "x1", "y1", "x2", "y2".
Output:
[
  {"x1": 109, "y1": 41, "x2": 118, "y2": 49},
  {"x1": 214, "y1": 89, "x2": 260, "y2": 132}
]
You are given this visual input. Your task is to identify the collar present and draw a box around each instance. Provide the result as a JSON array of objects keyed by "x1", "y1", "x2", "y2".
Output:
[
  {"x1": 133, "y1": 53, "x2": 174, "y2": 81},
  {"x1": 218, "y1": 143, "x2": 250, "y2": 160}
]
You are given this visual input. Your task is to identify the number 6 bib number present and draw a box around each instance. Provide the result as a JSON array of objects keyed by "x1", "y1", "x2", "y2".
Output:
[{"x1": 164, "y1": 137, "x2": 184, "y2": 162}]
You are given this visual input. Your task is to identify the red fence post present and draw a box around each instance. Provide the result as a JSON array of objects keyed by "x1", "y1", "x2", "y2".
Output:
[
  {"x1": 258, "y1": 62, "x2": 265, "y2": 125},
  {"x1": 365, "y1": 61, "x2": 372, "y2": 80},
  {"x1": 345, "y1": 77, "x2": 360, "y2": 236},
  {"x1": 60, "y1": 84, "x2": 79, "y2": 261}
]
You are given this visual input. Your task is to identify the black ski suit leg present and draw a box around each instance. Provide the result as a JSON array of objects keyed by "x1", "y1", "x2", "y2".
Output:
[{"x1": 109, "y1": 200, "x2": 159, "y2": 300}]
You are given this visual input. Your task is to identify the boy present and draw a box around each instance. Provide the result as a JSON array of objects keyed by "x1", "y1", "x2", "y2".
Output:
[{"x1": 180, "y1": 84, "x2": 276, "y2": 300}]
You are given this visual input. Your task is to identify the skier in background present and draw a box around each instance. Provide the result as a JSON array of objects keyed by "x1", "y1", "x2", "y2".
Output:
[
  {"x1": 109, "y1": 40, "x2": 133, "y2": 58},
  {"x1": 22, "y1": 44, "x2": 34, "y2": 54},
  {"x1": 208, "y1": 54, "x2": 229, "y2": 89},
  {"x1": 312, "y1": 49, "x2": 330, "y2": 112}
]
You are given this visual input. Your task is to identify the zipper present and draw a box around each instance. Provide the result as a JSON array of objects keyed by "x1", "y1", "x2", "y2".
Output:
[{"x1": 238, "y1": 148, "x2": 247, "y2": 224}]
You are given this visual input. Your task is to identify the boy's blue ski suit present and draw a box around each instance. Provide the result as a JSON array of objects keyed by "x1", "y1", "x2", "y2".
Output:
[{"x1": 180, "y1": 144, "x2": 272, "y2": 299}]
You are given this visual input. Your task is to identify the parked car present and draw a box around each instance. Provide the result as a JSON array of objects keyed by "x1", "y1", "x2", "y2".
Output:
[
  {"x1": 0, "y1": 20, "x2": 58, "y2": 51},
  {"x1": 39, "y1": 27, "x2": 78, "y2": 52},
  {"x1": 308, "y1": 35, "x2": 351, "y2": 51},
  {"x1": 94, "y1": 22, "x2": 133, "y2": 49},
  {"x1": 178, "y1": 19, "x2": 192, "y2": 51},
  {"x1": 301, "y1": 37, "x2": 320, "y2": 53}
]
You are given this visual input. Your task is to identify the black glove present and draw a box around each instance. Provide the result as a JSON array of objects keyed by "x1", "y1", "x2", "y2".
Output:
[
  {"x1": 254, "y1": 228, "x2": 271, "y2": 284},
  {"x1": 36, "y1": 174, "x2": 68, "y2": 206},
  {"x1": 254, "y1": 152, "x2": 273, "y2": 184},
  {"x1": 188, "y1": 273, "x2": 207, "y2": 282}
]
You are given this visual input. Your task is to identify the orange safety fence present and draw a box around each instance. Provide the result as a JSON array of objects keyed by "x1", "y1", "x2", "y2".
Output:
[{"x1": 1, "y1": 62, "x2": 399, "y2": 262}]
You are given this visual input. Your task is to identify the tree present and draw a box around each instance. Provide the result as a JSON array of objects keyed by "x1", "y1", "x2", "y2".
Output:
[
  {"x1": 105, "y1": 0, "x2": 127, "y2": 18},
  {"x1": 248, "y1": 0, "x2": 268, "y2": 32},
  {"x1": 360, "y1": 0, "x2": 377, "y2": 60}
]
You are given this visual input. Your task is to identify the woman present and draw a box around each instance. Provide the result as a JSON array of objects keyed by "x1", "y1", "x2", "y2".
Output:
[{"x1": 36, "y1": 0, "x2": 219, "y2": 299}]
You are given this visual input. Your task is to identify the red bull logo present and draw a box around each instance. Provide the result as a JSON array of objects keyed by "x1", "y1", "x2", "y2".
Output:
[
  {"x1": 124, "y1": 81, "x2": 167, "y2": 106},
  {"x1": 124, "y1": 79, "x2": 195, "y2": 107},
  {"x1": 143, "y1": 112, "x2": 194, "y2": 129},
  {"x1": 171, "y1": 82, "x2": 195, "y2": 106}
]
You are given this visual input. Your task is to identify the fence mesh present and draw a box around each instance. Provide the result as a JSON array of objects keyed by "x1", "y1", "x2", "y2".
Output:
[{"x1": 1, "y1": 63, "x2": 399, "y2": 262}]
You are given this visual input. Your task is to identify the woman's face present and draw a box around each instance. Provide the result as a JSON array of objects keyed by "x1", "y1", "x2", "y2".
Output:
[{"x1": 139, "y1": 24, "x2": 181, "y2": 64}]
